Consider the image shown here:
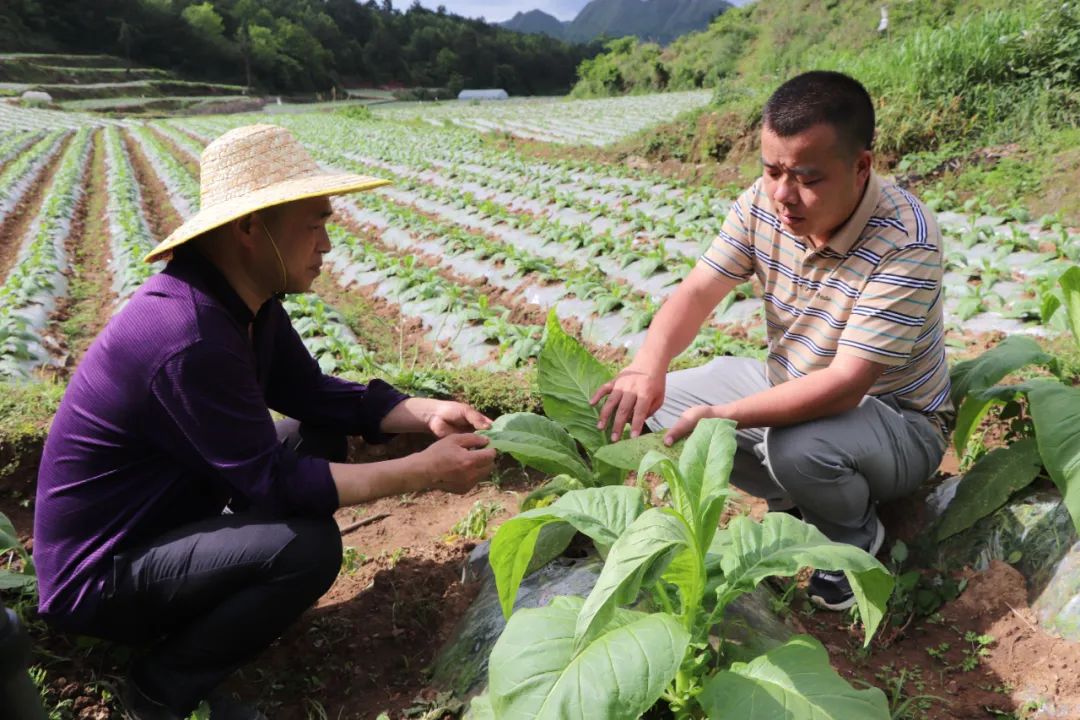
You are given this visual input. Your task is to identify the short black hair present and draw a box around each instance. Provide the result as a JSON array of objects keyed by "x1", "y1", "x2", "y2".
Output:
[{"x1": 763, "y1": 71, "x2": 875, "y2": 156}]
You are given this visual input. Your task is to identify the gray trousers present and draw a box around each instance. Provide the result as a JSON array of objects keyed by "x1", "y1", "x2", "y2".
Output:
[{"x1": 645, "y1": 357, "x2": 946, "y2": 549}]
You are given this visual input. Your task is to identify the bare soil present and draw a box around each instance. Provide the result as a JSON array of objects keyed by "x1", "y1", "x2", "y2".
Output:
[{"x1": 810, "y1": 559, "x2": 1080, "y2": 720}]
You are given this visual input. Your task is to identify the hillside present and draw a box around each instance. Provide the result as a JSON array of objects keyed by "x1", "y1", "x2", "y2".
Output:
[
  {"x1": 0, "y1": 0, "x2": 600, "y2": 96},
  {"x1": 569, "y1": 0, "x2": 1080, "y2": 222},
  {"x1": 500, "y1": 0, "x2": 731, "y2": 44}
]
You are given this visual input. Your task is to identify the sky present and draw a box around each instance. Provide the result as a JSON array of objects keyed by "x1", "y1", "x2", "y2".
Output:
[{"x1": 414, "y1": 0, "x2": 750, "y2": 24}]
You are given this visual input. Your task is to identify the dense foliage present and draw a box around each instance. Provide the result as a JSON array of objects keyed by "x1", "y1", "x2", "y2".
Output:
[
  {"x1": 1, "y1": 0, "x2": 600, "y2": 95},
  {"x1": 572, "y1": 0, "x2": 1080, "y2": 156},
  {"x1": 477, "y1": 315, "x2": 893, "y2": 719}
]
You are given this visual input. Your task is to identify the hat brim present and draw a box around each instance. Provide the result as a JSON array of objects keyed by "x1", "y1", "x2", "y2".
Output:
[{"x1": 142, "y1": 172, "x2": 391, "y2": 263}]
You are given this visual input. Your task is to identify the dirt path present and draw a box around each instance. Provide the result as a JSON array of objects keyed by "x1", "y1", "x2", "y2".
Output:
[
  {"x1": 148, "y1": 124, "x2": 200, "y2": 181},
  {"x1": 121, "y1": 127, "x2": 183, "y2": 240},
  {"x1": 46, "y1": 129, "x2": 113, "y2": 371}
]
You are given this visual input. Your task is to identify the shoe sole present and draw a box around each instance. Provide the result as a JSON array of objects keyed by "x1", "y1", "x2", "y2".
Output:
[
  {"x1": 808, "y1": 518, "x2": 887, "y2": 612},
  {"x1": 867, "y1": 515, "x2": 886, "y2": 557},
  {"x1": 810, "y1": 594, "x2": 857, "y2": 611}
]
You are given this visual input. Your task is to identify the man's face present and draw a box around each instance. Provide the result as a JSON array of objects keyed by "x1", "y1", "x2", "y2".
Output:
[
  {"x1": 759, "y1": 122, "x2": 871, "y2": 245},
  {"x1": 259, "y1": 196, "x2": 334, "y2": 294}
]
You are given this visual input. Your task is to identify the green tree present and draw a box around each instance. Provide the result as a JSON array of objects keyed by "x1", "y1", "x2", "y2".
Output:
[{"x1": 181, "y1": 2, "x2": 225, "y2": 45}]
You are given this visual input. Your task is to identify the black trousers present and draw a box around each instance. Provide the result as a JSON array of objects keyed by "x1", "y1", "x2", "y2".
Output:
[{"x1": 89, "y1": 420, "x2": 346, "y2": 715}]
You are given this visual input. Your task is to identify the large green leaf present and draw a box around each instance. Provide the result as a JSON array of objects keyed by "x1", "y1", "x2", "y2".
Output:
[
  {"x1": 481, "y1": 412, "x2": 592, "y2": 483},
  {"x1": 638, "y1": 450, "x2": 692, "y2": 522},
  {"x1": 950, "y1": 334, "x2": 1055, "y2": 408},
  {"x1": 953, "y1": 381, "x2": 1045, "y2": 457},
  {"x1": 1059, "y1": 265, "x2": 1080, "y2": 348},
  {"x1": 537, "y1": 310, "x2": 613, "y2": 453},
  {"x1": 0, "y1": 511, "x2": 21, "y2": 553},
  {"x1": 935, "y1": 438, "x2": 1044, "y2": 541},
  {"x1": 489, "y1": 596, "x2": 688, "y2": 720},
  {"x1": 574, "y1": 508, "x2": 698, "y2": 652},
  {"x1": 490, "y1": 487, "x2": 647, "y2": 618},
  {"x1": 1029, "y1": 381, "x2": 1080, "y2": 533},
  {"x1": 465, "y1": 693, "x2": 495, "y2": 720},
  {"x1": 950, "y1": 335, "x2": 1058, "y2": 454},
  {"x1": 0, "y1": 571, "x2": 35, "y2": 591},
  {"x1": 697, "y1": 635, "x2": 890, "y2": 719},
  {"x1": 712, "y1": 514, "x2": 892, "y2": 645},
  {"x1": 593, "y1": 433, "x2": 683, "y2": 471},
  {"x1": 676, "y1": 418, "x2": 737, "y2": 549}
]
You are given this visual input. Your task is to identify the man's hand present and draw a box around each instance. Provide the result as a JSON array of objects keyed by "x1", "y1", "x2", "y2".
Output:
[
  {"x1": 380, "y1": 397, "x2": 492, "y2": 436},
  {"x1": 417, "y1": 433, "x2": 497, "y2": 494},
  {"x1": 424, "y1": 400, "x2": 493, "y2": 437},
  {"x1": 664, "y1": 404, "x2": 726, "y2": 446},
  {"x1": 591, "y1": 365, "x2": 667, "y2": 442},
  {"x1": 330, "y1": 432, "x2": 495, "y2": 505}
]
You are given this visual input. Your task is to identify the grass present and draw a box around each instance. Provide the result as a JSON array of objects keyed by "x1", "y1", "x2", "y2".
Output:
[
  {"x1": 575, "y1": 0, "x2": 1080, "y2": 223},
  {"x1": 0, "y1": 381, "x2": 62, "y2": 442}
]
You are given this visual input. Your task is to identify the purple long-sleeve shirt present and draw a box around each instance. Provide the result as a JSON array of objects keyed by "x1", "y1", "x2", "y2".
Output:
[{"x1": 33, "y1": 250, "x2": 408, "y2": 629}]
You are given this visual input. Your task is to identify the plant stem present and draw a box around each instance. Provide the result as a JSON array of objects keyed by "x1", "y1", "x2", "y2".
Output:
[{"x1": 654, "y1": 581, "x2": 675, "y2": 615}]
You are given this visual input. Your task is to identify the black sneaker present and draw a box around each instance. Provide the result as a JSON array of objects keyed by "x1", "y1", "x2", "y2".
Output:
[{"x1": 808, "y1": 516, "x2": 885, "y2": 611}]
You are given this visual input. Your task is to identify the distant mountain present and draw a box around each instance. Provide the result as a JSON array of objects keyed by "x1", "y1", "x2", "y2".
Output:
[
  {"x1": 499, "y1": 0, "x2": 732, "y2": 45},
  {"x1": 501, "y1": 9, "x2": 567, "y2": 38}
]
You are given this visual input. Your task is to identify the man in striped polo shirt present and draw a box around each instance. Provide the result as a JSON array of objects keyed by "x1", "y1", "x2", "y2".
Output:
[{"x1": 592, "y1": 71, "x2": 952, "y2": 610}]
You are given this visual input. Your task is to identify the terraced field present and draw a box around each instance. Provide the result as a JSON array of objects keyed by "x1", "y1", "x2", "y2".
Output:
[
  {"x1": 2, "y1": 88, "x2": 1080, "y2": 719},
  {"x1": 0, "y1": 94, "x2": 1076, "y2": 387}
]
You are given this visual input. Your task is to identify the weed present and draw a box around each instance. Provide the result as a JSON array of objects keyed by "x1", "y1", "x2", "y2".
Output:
[
  {"x1": 960, "y1": 631, "x2": 995, "y2": 672},
  {"x1": 871, "y1": 664, "x2": 947, "y2": 720},
  {"x1": 340, "y1": 546, "x2": 369, "y2": 575},
  {"x1": 380, "y1": 547, "x2": 408, "y2": 569},
  {"x1": 926, "y1": 641, "x2": 951, "y2": 664},
  {"x1": 446, "y1": 501, "x2": 502, "y2": 540}
]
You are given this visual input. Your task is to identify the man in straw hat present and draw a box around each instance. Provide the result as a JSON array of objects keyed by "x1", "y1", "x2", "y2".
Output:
[{"x1": 33, "y1": 124, "x2": 496, "y2": 719}]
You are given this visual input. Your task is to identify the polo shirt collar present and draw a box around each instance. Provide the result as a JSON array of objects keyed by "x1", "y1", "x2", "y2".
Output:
[
  {"x1": 825, "y1": 170, "x2": 880, "y2": 255},
  {"x1": 169, "y1": 249, "x2": 256, "y2": 326}
]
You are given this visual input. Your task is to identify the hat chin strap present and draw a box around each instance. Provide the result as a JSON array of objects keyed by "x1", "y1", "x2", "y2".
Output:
[{"x1": 261, "y1": 224, "x2": 288, "y2": 295}]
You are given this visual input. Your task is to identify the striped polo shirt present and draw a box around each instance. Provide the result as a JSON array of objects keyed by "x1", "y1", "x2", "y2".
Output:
[{"x1": 701, "y1": 171, "x2": 954, "y2": 439}]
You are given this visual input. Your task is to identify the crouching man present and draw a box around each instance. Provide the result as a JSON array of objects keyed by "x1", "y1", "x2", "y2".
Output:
[
  {"x1": 34, "y1": 125, "x2": 496, "y2": 719},
  {"x1": 593, "y1": 72, "x2": 953, "y2": 611}
]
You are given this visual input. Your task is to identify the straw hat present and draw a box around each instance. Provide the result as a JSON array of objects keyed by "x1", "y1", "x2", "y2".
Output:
[{"x1": 143, "y1": 124, "x2": 389, "y2": 263}]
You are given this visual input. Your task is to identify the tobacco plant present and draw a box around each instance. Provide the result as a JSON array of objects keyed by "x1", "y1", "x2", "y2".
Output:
[
  {"x1": 937, "y1": 265, "x2": 1080, "y2": 540},
  {"x1": 470, "y1": 418, "x2": 893, "y2": 719},
  {"x1": 473, "y1": 312, "x2": 893, "y2": 718},
  {"x1": 480, "y1": 310, "x2": 625, "y2": 507}
]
